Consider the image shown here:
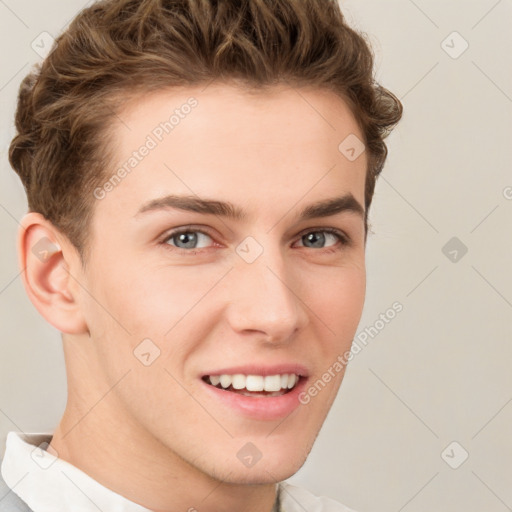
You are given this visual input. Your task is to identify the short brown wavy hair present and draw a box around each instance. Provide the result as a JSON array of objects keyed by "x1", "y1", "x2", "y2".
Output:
[{"x1": 9, "y1": 0, "x2": 402, "y2": 260}]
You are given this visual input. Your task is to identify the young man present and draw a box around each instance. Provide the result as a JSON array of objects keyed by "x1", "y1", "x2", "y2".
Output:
[{"x1": 0, "y1": 0, "x2": 402, "y2": 510}]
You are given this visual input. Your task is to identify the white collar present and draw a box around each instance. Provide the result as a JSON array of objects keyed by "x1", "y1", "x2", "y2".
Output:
[{"x1": 1, "y1": 431, "x2": 151, "y2": 512}]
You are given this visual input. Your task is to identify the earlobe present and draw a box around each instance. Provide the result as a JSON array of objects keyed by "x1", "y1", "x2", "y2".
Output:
[{"x1": 18, "y1": 212, "x2": 89, "y2": 335}]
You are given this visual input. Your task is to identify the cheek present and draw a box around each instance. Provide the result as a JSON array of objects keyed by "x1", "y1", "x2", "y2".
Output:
[
  {"x1": 87, "y1": 260, "x2": 190, "y2": 329},
  {"x1": 82, "y1": 261, "x2": 219, "y2": 370},
  {"x1": 306, "y1": 262, "x2": 366, "y2": 349},
  {"x1": 300, "y1": 266, "x2": 366, "y2": 376}
]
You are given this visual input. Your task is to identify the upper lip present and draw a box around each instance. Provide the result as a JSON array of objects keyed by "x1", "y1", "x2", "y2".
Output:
[{"x1": 202, "y1": 364, "x2": 309, "y2": 378}]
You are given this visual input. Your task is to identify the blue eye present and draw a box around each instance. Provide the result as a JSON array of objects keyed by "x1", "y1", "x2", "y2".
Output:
[
  {"x1": 161, "y1": 227, "x2": 349, "y2": 253},
  {"x1": 164, "y1": 229, "x2": 213, "y2": 250},
  {"x1": 298, "y1": 229, "x2": 347, "y2": 249}
]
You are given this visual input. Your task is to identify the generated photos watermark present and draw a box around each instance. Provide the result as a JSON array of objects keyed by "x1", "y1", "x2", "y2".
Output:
[
  {"x1": 93, "y1": 97, "x2": 198, "y2": 200},
  {"x1": 299, "y1": 301, "x2": 403, "y2": 405}
]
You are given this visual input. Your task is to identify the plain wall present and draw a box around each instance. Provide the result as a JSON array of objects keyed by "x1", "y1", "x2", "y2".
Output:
[{"x1": 1, "y1": 1, "x2": 511, "y2": 511}]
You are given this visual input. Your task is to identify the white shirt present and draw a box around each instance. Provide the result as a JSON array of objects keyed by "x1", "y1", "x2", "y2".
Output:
[{"x1": 1, "y1": 431, "x2": 358, "y2": 512}]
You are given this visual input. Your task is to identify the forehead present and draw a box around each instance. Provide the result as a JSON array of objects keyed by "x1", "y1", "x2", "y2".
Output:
[
  {"x1": 95, "y1": 83, "x2": 367, "y2": 223},
  {"x1": 117, "y1": 82, "x2": 363, "y2": 147}
]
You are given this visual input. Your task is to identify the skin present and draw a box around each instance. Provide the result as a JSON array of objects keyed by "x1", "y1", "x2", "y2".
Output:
[{"x1": 19, "y1": 83, "x2": 367, "y2": 512}]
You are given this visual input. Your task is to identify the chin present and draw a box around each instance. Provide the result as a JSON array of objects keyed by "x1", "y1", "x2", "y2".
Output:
[
  {"x1": 217, "y1": 461, "x2": 305, "y2": 485},
  {"x1": 206, "y1": 441, "x2": 312, "y2": 485}
]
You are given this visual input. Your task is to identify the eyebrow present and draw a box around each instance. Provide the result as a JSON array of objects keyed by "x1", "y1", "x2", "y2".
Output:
[{"x1": 136, "y1": 193, "x2": 365, "y2": 222}]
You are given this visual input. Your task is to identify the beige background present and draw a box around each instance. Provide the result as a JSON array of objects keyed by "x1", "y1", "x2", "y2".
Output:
[{"x1": 1, "y1": 1, "x2": 511, "y2": 511}]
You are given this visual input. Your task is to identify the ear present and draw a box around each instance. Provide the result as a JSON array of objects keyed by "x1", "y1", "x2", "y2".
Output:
[{"x1": 17, "y1": 212, "x2": 89, "y2": 335}]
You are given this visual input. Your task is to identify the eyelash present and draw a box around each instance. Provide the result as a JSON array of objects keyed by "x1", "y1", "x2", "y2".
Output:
[{"x1": 160, "y1": 226, "x2": 351, "y2": 254}]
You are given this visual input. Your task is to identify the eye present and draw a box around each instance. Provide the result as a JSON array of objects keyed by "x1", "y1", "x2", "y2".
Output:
[
  {"x1": 163, "y1": 228, "x2": 214, "y2": 250},
  {"x1": 160, "y1": 226, "x2": 350, "y2": 253},
  {"x1": 296, "y1": 228, "x2": 349, "y2": 250}
]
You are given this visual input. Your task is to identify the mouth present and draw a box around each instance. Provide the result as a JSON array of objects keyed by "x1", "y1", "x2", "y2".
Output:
[{"x1": 202, "y1": 373, "x2": 302, "y2": 397}]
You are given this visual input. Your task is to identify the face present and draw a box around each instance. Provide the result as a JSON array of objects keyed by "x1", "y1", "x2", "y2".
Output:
[{"x1": 77, "y1": 83, "x2": 367, "y2": 484}]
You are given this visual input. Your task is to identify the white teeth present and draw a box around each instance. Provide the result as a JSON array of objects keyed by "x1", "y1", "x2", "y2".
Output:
[
  {"x1": 232, "y1": 374, "x2": 246, "y2": 390},
  {"x1": 264, "y1": 375, "x2": 282, "y2": 392},
  {"x1": 208, "y1": 373, "x2": 300, "y2": 392},
  {"x1": 219, "y1": 374, "x2": 232, "y2": 389},
  {"x1": 246, "y1": 375, "x2": 264, "y2": 392}
]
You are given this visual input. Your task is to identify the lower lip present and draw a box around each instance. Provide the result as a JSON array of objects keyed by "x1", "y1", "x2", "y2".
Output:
[{"x1": 201, "y1": 377, "x2": 308, "y2": 421}]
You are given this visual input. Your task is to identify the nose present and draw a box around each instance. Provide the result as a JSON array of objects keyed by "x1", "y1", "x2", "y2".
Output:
[{"x1": 224, "y1": 243, "x2": 309, "y2": 345}]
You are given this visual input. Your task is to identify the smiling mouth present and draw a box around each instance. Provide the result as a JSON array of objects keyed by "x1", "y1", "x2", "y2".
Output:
[{"x1": 202, "y1": 373, "x2": 301, "y2": 397}]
